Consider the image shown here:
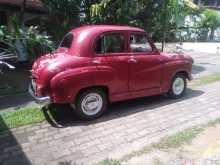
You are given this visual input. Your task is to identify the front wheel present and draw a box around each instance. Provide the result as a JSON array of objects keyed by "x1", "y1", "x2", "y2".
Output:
[
  {"x1": 168, "y1": 74, "x2": 187, "y2": 99},
  {"x1": 71, "y1": 89, "x2": 107, "y2": 120}
]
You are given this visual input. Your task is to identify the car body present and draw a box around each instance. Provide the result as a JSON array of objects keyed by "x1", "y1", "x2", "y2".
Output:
[{"x1": 29, "y1": 25, "x2": 193, "y2": 119}]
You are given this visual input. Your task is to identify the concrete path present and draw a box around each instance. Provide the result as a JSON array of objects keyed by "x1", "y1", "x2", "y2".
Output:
[
  {"x1": 0, "y1": 82, "x2": 220, "y2": 164},
  {"x1": 190, "y1": 51, "x2": 220, "y2": 79}
]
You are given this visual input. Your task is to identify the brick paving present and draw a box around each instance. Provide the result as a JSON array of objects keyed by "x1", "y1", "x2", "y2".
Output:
[{"x1": 1, "y1": 82, "x2": 220, "y2": 165}]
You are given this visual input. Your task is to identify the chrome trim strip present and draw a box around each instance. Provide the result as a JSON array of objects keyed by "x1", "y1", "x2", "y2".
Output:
[{"x1": 28, "y1": 84, "x2": 50, "y2": 105}]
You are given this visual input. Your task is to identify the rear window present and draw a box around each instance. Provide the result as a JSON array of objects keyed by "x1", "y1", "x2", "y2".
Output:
[{"x1": 59, "y1": 33, "x2": 73, "y2": 49}]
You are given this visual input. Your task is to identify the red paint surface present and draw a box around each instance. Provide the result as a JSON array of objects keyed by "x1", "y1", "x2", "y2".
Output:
[{"x1": 31, "y1": 25, "x2": 193, "y2": 103}]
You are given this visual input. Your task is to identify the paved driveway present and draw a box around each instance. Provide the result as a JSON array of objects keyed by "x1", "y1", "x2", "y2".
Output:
[
  {"x1": 1, "y1": 82, "x2": 220, "y2": 164},
  {"x1": 191, "y1": 51, "x2": 220, "y2": 79}
]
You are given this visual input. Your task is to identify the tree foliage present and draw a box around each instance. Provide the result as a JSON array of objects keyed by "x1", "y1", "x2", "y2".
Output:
[
  {"x1": 33, "y1": 0, "x2": 220, "y2": 42},
  {"x1": 89, "y1": 0, "x2": 196, "y2": 41},
  {"x1": 200, "y1": 9, "x2": 220, "y2": 40},
  {"x1": 0, "y1": 17, "x2": 54, "y2": 61},
  {"x1": 40, "y1": 0, "x2": 81, "y2": 42}
]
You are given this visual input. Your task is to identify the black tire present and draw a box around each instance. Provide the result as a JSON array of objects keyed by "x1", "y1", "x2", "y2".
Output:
[
  {"x1": 72, "y1": 88, "x2": 107, "y2": 120},
  {"x1": 168, "y1": 74, "x2": 187, "y2": 99}
]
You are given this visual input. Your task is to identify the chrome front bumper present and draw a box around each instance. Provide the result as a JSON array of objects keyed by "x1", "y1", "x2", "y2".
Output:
[{"x1": 28, "y1": 82, "x2": 50, "y2": 105}]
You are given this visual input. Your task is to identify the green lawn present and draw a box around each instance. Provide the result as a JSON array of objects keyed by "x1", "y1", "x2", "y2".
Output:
[
  {"x1": 190, "y1": 73, "x2": 220, "y2": 87},
  {"x1": 0, "y1": 107, "x2": 44, "y2": 134}
]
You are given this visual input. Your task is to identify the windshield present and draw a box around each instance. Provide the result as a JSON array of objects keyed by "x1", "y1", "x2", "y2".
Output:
[{"x1": 59, "y1": 33, "x2": 73, "y2": 49}]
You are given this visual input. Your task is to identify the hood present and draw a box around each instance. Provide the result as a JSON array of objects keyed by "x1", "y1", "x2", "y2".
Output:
[{"x1": 160, "y1": 52, "x2": 194, "y2": 63}]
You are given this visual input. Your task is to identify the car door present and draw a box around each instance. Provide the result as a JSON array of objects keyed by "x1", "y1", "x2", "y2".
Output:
[
  {"x1": 128, "y1": 32, "x2": 163, "y2": 92},
  {"x1": 93, "y1": 31, "x2": 130, "y2": 95}
]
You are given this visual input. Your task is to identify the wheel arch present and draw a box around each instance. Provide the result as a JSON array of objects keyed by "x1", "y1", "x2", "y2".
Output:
[
  {"x1": 162, "y1": 68, "x2": 190, "y2": 94},
  {"x1": 75, "y1": 85, "x2": 109, "y2": 103},
  {"x1": 174, "y1": 70, "x2": 190, "y2": 80}
]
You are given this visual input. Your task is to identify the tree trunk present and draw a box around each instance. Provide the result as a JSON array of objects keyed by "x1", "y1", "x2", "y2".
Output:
[
  {"x1": 15, "y1": 39, "x2": 28, "y2": 62},
  {"x1": 162, "y1": 0, "x2": 168, "y2": 52},
  {"x1": 16, "y1": 0, "x2": 28, "y2": 62},
  {"x1": 210, "y1": 28, "x2": 215, "y2": 41},
  {"x1": 20, "y1": 0, "x2": 26, "y2": 26}
]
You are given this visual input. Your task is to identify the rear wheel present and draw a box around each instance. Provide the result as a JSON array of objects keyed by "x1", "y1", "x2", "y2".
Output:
[
  {"x1": 71, "y1": 88, "x2": 107, "y2": 120},
  {"x1": 168, "y1": 74, "x2": 187, "y2": 99}
]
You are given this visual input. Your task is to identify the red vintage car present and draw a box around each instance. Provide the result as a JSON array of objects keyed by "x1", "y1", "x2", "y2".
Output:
[{"x1": 29, "y1": 25, "x2": 193, "y2": 119}]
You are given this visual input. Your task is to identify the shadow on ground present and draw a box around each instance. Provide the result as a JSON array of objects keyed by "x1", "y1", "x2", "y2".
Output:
[
  {"x1": 0, "y1": 116, "x2": 31, "y2": 165},
  {"x1": 43, "y1": 88, "x2": 204, "y2": 128},
  {"x1": 192, "y1": 64, "x2": 206, "y2": 75},
  {"x1": 0, "y1": 94, "x2": 34, "y2": 111}
]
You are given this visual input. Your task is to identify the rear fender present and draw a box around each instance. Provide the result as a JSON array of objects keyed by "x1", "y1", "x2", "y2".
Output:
[{"x1": 50, "y1": 67, "x2": 97, "y2": 103}]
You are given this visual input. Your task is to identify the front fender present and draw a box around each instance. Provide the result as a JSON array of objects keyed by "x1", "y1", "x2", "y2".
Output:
[{"x1": 161, "y1": 60, "x2": 192, "y2": 92}]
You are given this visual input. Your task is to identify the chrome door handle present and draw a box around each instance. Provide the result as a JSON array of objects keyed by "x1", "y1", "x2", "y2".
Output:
[{"x1": 128, "y1": 58, "x2": 138, "y2": 63}]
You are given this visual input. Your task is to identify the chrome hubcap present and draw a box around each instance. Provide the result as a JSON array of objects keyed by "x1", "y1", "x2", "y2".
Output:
[
  {"x1": 81, "y1": 93, "x2": 103, "y2": 116},
  {"x1": 172, "y1": 77, "x2": 185, "y2": 95}
]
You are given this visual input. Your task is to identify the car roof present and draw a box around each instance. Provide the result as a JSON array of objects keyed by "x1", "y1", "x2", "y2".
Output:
[
  {"x1": 70, "y1": 25, "x2": 145, "y2": 34},
  {"x1": 68, "y1": 25, "x2": 146, "y2": 57}
]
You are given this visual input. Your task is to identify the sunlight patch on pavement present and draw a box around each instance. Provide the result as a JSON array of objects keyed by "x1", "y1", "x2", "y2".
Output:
[{"x1": 203, "y1": 141, "x2": 220, "y2": 158}]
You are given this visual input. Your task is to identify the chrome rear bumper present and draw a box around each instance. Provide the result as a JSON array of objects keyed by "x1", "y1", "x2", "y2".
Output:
[{"x1": 28, "y1": 83, "x2": 50, "y2": 105}]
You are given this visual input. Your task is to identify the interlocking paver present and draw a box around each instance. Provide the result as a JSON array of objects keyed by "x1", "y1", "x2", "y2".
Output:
[{"x1": 1, "y1": 82, "x2": 220, "y2": 164}]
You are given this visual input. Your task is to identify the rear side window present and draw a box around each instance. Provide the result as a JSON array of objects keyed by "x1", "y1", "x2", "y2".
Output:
[
  {"x1": 95, "y1": 33, "x2": 125, "y2": 54},
  {"x1": 60, "y1": 33, "x2": 73, "y2": 49},
  {"x1": 130, "y1": 33, "x2": 152, "y2": 52}
]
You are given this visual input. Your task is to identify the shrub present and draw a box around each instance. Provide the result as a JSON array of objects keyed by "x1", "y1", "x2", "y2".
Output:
[{"x1": 0, "y1": 17, "x2": 54, "y2": 62}]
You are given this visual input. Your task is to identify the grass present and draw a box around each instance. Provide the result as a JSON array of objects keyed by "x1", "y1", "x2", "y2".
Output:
[
  {"x1": 0, "y1": 106, "x2": 44, "y2": 134},
  {"x1": 207, "y1": 117, "x2": 220, "y2": 127},
  {"x1": 99, "y1": 159, "x2": 121, "y2": 165},
  {"x1": 190, "y1": 73, "x2": 220, "y2": 87},
  {"x1": 119, "y1": 128, "x2": 204, "y2": 163},
  {"x1": 98, "y1": 117, "x2": 220, "y2": 165},
  {"x1": 153, "y1": 127, "x2": 203, "y2": 149}
]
